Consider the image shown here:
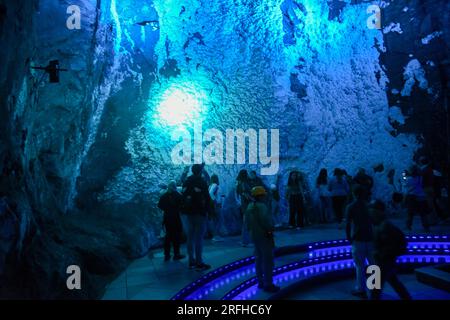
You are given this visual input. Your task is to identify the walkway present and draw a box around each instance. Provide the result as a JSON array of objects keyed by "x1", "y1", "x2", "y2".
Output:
[{"x1": 103, "y1": 218, "x2": 450, "y2": 300}]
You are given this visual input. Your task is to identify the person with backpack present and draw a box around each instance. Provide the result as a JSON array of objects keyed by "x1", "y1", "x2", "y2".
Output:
[
  {"x1": 345, "y1": 185, "x2": 374, "y2": 299},
  {"x1": 244, "y1": 186, "x2": 280, "y2": 293},
  {"x1": 157, "y1": 180, "x2": 185, "y2": 261},
  {"x1": 182, "y1": 164, "x2": 212, "y2": 271},
  {"x1": 369, "y1": 200, "x2": 412, "y2": 300}
]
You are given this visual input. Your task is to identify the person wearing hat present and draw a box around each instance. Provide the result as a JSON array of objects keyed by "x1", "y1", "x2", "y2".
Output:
[
  {"x1": 244, "y1": 186, "x2": 280, "y2": 293},
  {"x1": 158, "y1": 180, "x2": 185, "y2": 261},
  {"x1": 369, "y1": 200, "x2": 411, "y2": 300}
]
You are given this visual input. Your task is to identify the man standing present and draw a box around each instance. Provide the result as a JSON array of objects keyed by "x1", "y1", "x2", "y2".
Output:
[
  {"x1": 369, "y1": 200, "x2": 411, "y2": 300},
  {"x1": 245, "y1": 186, "x2": 280, "y2": 293},
  {"x1": 345, "y1": 185, "x2": 374, "y2": 299},
  {"x1": 404, "y1": 165, "x2": 430, "y2": 232},
  {"x1": 182, "y1": 164, "x2": 211, "y2": 271},
  {"x1": 158, "y1": 181, "x2": 185, "y2": 261}
]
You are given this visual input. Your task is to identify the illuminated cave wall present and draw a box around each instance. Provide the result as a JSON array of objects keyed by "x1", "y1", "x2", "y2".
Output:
[
  {"x1": 2, "y1": 0, "x2": 447, "y2": 241},
  {"x1": 1, "y1": 0, "x2": 448, "y2": 298},
  {"x1": 91, "y1": 0, "x2": 442, "y2": 234}
]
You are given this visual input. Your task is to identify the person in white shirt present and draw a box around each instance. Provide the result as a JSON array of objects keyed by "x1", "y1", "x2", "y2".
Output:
[
  {"x1": 316, "y1": 168, "x2": 331, "y2": 223},
  {"x1": 208, "y1": 174, "x2": 224, "y2": 242},
  {"x1": 328, "y1": 168, "x2": 350, "y2": 226}
]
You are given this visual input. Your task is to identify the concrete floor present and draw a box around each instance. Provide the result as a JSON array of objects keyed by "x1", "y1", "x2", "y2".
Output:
[{"x1": 103, "y1": 217, "x2": 450, "y2": 300}]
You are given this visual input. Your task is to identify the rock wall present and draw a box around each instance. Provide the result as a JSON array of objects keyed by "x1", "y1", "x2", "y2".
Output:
[
  {"x1": 0, "y1": 0, "x2": 448, "y2": 298},
  {"x1": 0, "y1": 0, "x2": 156, "y2": 299},
  {"x1": 97, "y1": 0, "x2": 448, "y2": 236}
]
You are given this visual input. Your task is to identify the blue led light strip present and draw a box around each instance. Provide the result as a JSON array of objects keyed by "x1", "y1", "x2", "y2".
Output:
[
  {"x1": 309, "y1": 242, "x2": 449, "y2": 258},
  {"x1": 222, "y1": 253, "x2": 450, "y2": 301}
]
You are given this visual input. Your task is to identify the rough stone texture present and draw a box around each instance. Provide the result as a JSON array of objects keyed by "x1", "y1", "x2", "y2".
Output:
[
  {"x1": 0, "y1": 0, "x2": 448, "y2": 298},
  {"x1": 99, "y1": 0, "x2": 448, "y2": 233},
  {"x1": 0, "y1": 0, "x2": 156, "y2": 299}
]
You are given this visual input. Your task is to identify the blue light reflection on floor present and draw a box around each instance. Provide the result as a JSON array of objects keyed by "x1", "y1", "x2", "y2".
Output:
[{"x1": 172, "y1": 235, "x2": 450, "y2": 300}]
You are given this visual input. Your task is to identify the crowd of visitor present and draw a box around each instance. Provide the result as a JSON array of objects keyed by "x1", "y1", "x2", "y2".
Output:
[{"x1": 154, "y1": 158, "x2": 448, "y2": 296}]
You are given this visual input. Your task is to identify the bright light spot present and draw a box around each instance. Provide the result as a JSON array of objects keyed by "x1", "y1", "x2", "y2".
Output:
[{"x1": 155, "y1": 87, "x2": 204, "y2": 127}]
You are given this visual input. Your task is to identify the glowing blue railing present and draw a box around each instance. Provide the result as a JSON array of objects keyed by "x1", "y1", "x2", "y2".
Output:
[{"x1": 225, "y1": 254, "x2": 450, "y2": 300}]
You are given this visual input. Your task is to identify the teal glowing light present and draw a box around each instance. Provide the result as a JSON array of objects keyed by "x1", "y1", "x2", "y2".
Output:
[
  {"x1": 157, "y1": 88, "x2": 201, "y2": 126},
  {"x1": 152, "y1": 81, "x2": 209, "y2": 128}
]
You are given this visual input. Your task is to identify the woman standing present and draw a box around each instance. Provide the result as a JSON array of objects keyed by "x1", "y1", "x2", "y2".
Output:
[
  {"x1": 329, "y1": 168, "x2": 350, "y2": 225},
  {"x1": 208, "y1": 174, "x2": 224, "y2": 242},
  {"x1": 270, "y1": 184, "x2": 281, "y2": 227},
  {"x1": 157, "y1": 181, "x2": 185, "y2": 261},
  {"x1": 236, "y1": 169, "x2": 252, "y2": 247},
  {"x1": 316, "y1": 168, "x2": 331, "y2": 223},
  {"x1": 286, "y1": 171, "x2": 305, "y2": 229}
]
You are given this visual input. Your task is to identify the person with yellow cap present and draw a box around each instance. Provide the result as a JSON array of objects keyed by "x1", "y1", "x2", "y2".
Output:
[{"x1": 244, "y1": 186, "x2": 280, "y2": 293}]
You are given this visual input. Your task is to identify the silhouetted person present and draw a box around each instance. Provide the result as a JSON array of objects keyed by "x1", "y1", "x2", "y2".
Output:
[
  {"x1": 419, "y1": 157, "x2": 437, "y2": 223},
  {"x1": 270, "y1": 184, "x2": 281, "y2": 227},
  {"x1": 200, "y1": 162, "x2": 211, "y2": 186},
  {"x1": 286, "y1": 171, "x2": 305, "y2": 229},
  {"x1": 345, "y1": 185, "x2": 373, "y2": 299},
  {"x1": 369, "y1": 200, "x2": 411, "y2": 300},
  {"x1": 245, "y1": 186, "x2": 280, "y2": 293},
  {"x1": 404, "y1": 165, "x2": 430, "y2": 232},
  {"x1": 432, "y1": 167, "x2": 448, "y2": 221},
  {"x1": 329, "y1": 168, "x2": 350, "y2": 225},
  {"x1": 248, "y1": 170, "x2": 265, "y2": 189},
  {"x1": 353, "y1": 168, "x2": 373, "y2": 200},
  {"x1": 316, "y1": 168, "x2": 331, "y2": 223},
  {"x1": 158, "y1": 181, "x2": 185, "y2": 261},
  {"x1": 236, "y1": 169, "x2": 252, "y2": 247},
  {"x1": 182, "y1": 164, "x2": 211, "y2": 270},
  {"x1": 208, "y1": 174, "x2": 224, "y2": 242}
]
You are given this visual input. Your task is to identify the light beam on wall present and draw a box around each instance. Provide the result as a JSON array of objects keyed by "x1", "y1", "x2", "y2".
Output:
[
  {"x1": 154, "y1": 85, "x2": 206, "y2": 127},
  {"x1": 157, "y1": 88, "x2": 200, "y2": 126}
]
